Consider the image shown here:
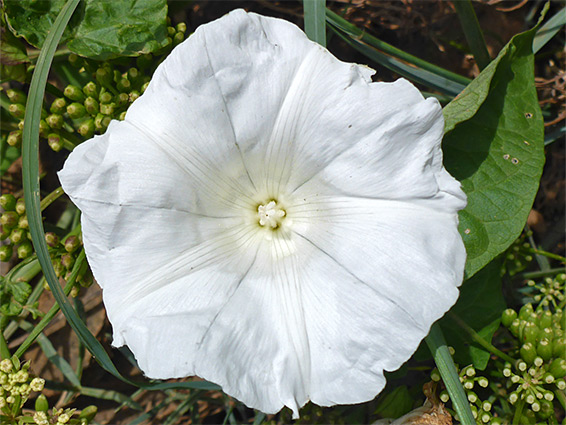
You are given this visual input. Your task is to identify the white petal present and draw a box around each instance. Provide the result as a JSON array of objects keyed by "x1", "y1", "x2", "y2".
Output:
[{"x1": 120, "y1": 236, "x2": 312, "y2": 417}]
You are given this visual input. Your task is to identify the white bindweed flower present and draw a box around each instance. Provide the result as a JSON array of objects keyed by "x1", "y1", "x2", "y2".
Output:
[{"x1": 59, "y1": 9, "x2": 466, "y2": 417}]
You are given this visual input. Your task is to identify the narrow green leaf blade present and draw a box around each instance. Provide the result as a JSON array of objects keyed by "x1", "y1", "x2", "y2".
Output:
[
  {"x1": 533, "y1": 7, "x2": 566, "y2": 53},
  {"x1": 303, "y1": 0, "x2": 326, "y2": 47},
  {"x1": 426, "y1": 324, "x2": 475, "y2": 425},
  {"x1": 443, "y1": 25, "x2": 545, "y2": 279},
  {"x1": 453, "y1": 0, "x2": 491, "y2": 70}
]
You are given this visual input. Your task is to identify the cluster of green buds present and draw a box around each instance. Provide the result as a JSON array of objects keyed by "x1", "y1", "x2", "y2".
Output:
[
  {"x1": 0, "y1": 357, "x2": 45, "y2": 421},
  {"x1": 527, "y1": 273, "x2": 566, "y2": 309},
  {"x1": 501, "y1": 303, "x2": 565, "y2": 422},
  {"x1": 0, "y1": 357, "x2": 97, "y2": 425},
  {"x1": 45, "y1": 231, "x2": 92, "y2": 295},
  {"x1": 502, "y1": 230, "x2": 534, "y2": 276},
  {"x1": 432, "y1": 365, "x2": 498, "y2": 424},
  {"x1": 0, "y1": 194, "x2": 33, "y2": 262}
]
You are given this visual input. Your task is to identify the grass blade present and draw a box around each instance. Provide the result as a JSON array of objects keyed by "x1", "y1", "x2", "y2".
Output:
[
  {"x1": 453, "y1": 0, "x2": 491, "y2": 70},
  {"x1": 326, "y1": 9, "x2": 470, "y2": 97},
  {"x1": 426, "y1": 323, "x2": 475, "y2": 425},
  {"x1": 303, "y1": 0, "x2": 326, "y2": 47},
  {"x1": 533, "y1": 7, "x2": 566, "y2": 53}
]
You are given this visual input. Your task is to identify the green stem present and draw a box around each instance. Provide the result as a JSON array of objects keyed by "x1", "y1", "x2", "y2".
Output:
[
  {"x1": 425, "y1": 323, "x2": 475, "y2": 425},
  {"x1": 512, "y1": 396, "x2": 526, "y2": 425},
  {"x1": 520, "y1": 267, "x2": 566, "y2": 280},
  {"x1": 555, "y1": 388, "x2": 566, "y2": 410},
  {"x1": 0, "y1": 316, "x2": 10, "y2": 359},
  {"x1": 453, "y1": 0, "x2": 491, "y2": 70},
  {"x1": 448, "y1": 312, "x2": 516, "y2": 364},
  {"x1": 528, "y1": 248, "x2": 566, "y2": 263},
  {"x1": 14, "y1": 251, "x2": 85, "y2": 358}
]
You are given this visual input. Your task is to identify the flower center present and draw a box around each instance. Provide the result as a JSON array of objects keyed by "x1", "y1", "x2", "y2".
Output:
[{"x1": 257, "y1": 200, "x2": 286, "y2": 229}]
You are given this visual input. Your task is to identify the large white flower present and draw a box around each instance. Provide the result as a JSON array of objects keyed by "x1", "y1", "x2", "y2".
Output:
[{"x1": 58, "y1": 9, "x2": 466, "y2": 417}]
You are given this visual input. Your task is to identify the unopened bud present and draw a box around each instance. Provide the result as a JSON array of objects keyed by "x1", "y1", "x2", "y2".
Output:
[
  {"x1": 96, "y1": 66, "x2": 114, "y2": 89},
  {"x1": 553, "y1": 337, "x2": 565, "y2": 358},
  {"x1": 100, "y1": 102, "x2": 115, "y2": 116},
  {"x1": 117, "y1": 78, "x2": 131, "y2": 93},
  {"x1": 173, "y1": 32, "x2": 184, "y2": 46},
  {"x1": 478, "y1": 377, "x2": 489, "y2": 387},
  {"x1": 539, "y1": 310, "x2": 553, "y2": 329},
  {"x1": 1, "y1": 211, "x2": 19, "y2": 228},
  {"x1": 18, "y1": 215, "x2": 28, "y2": 230},
  {"x1": 176, "y1": 22, "x2": 187, "y2": 33},
  {"x1": 30, "y1": 377, "x2": 45, "y2": 392},
  {"x1": 94, "y1": 114, "x2": 111, "y2": 132},
  {"x1": 79, "y1": 405, "x2": 98, "y2": 421},
  {"x1": 129, "y1": 90, "x2": 140, "y2": 103},
  {"x1": 84, "y1": 97, "x2": 99, "y2": 115},
  {"x1": 48, "y1": 133, "x2": 63, "y2": 152},
  {"x1": 6, "y1": 88, "x2": 27, "y2": 104},
  {"x1": 520, "y1": 342, "x2": 537, "y2": 364},
  {"x1": 549, "y1": 358, "x2": 566, "y2": 379},
  {"x1": 99, "y1": 91, "x2": 113, "y2": 104},
  {"x1": 0, "y1": 194, "x2": 17, "y2": 211},
  {"x1": 35, "y1": 394, "x2": 49, "y2": 411},
  {"x1": 519, "y1": 303, "x2": 534, "y2": 320},
  {"x1": 68, "y1": 53, "x2": 82, "y2": 68},
  {"x1": 50, "y1": 97, "x2": 67, "y2": 114},
  {"x1": 17, "y1": 241, "x2": 33, "y2": 259},
  {"x1": 536, "y1": 338, "x2": 552, "y2": 361},
  {"x1": 64, "y1": 85, "x2": 85, "y2": 102},
  {"x1": 0, "y1": 244, "x2": 13, "y2": 262},
  {"x1": 8, "y1": 103, "x2": 25, "y2": 119},
  {"x1": 501, "y1": 308, "x2": 517, "y2": 328},
  {"x1": 64, "y1": 235, "x2": 80, "y2": 253},
  {"x1": 7, "y1": 130, "x2": 22, "y2": 147},
  {"x1": 9, "y1": 227, "x2": 25, "y2": 243},
  {"x1": 67, "y1": 102, "x2": 86, "y2": 119},
  {"x1": 141, "y1": 81, "x2": 150, "y2": 94},
  {"x1": 61, "y1": 254, "x2": 75, "y2": 269},
  {"x1": 46, "y1": 113, "x2": 63, "y2": 129},
  {"x1": 83, "y1": 81, "x2": 100, "y2": 98},
  {"x1": 45, "y1": 232, "x2": 60, "y2": 247},
  {"x1": 78, "y1": 119, "x2": 95, "y2": 138},
  {"x1": 116, "y1": 92, "x2": 129, "y2": 107}
]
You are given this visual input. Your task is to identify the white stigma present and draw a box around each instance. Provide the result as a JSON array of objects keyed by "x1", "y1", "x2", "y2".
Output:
[{"x1": 257, "y1": 200, "x2": 286, "y2": 228}]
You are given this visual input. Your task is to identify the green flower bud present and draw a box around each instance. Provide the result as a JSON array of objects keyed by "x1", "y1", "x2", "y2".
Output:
[
  {"x1": 477, "y1": 377, "x2": 489, "y2": 387},
  {"x1": 79, "y1": 268, "x2": 94, "y2": 287},
  {"x1": 61, "y1": 253, "x2": 75, "y2": 269},
  {"x1": 96, "y1": 66, "x2": 114, "y2": 88},
  {"x1": 553, "y1": 337, "x2": 565, "y2": 358},
  {"x1": 18, "y1": 120, "x2": 24, "y2": 130},
  {"x1": 536, "y1": 338, "x2": 553, "y2": 361},
  {"x1": 118, "y1": 111, "x2": 127, "y2": 121},
  {"x1": 501, "y1": 308, "x2": 517, "y2": 328},
  {"x1": 116, "y1": 92, "x2": 129, "y2": 107},
  {"x1": 84, "y1": 96, "x2": 99, "y2": 115},
  {"x1": 64, "y1": 235, "x2": 80, "y2": 253},
  {"x1": 100, "y1": 102, "x2": 115, "y2": 116},
  {"x1": 136, "y1": 53, "x2": 152, "y2": 70},
  {"x1": 141, "y1": 81, "x2": 150, "y2": 94},
  {"x1": 39, "y1": 119, "x2": 50, "y2": 138},
  {"x1": 46, "y1": 113, "x2": 63, "y2": 129},
  {"x1": 129, "y1": 90, "x2": 140, "y2": 103},
  {"x1": 0, "y1": 194, "x2": 17, "y2": 211},
  {"x1": 117, "y1": 77, "x2": 131, "y2": 93},
  {"x1": 83, "y1": 81, "x2": 100, "y2": 98},
  {"x1": 519, "y1": 303, "x2": 535, "y2": 320},
  {"x1": 94, "y1": 114, "x2": 111, "y2": 132},
  {"x1": 48, "y1": 133, "x2": 63, "y2": 152},
  {"x1": 539, "y1": 310, "x2": 553, "y2": 329},
  {"x1": 53, "y1": 258, "x2": 64, "y2": 278},
  {"x1": 79, "y1": 405, "x2": 98, "y2": 421},
  {"x1": 167, "y1": 26, "x2": 176, "y2": 37},
  {"x1": 537, "y1": 399, "x2": 554, "y2": 420},
  {"x1": 18, "y1": 215, "x2": 28, "y2": 230},
  {"x1": 64, "y1": 85, "x2": 85, "y2": 102},
  {"x1": 35, "y1": 394, "x2": 49, "y2": 411},
  {"x1": 127, "y1": 67, "x2": 141, "y2": 86},
  {"x1": 68, "y1": 53, "x2": 82, "y2": 68},
  {"x1": 1, "y1": 211, "x2": 19, "y2": 228},
  {"x1": 439, "y1": 390, "x2": 449, "y2": 403},
  {"x1": 6, "y1": 88, "x2": 27, "y2": 104},
  {"x1": 0, "y1": 225, "x2": 10, "y2": 240},
  {"x1": 67, "y1": 102, "x2": 87, "y2": 119},
  {"x1": 15, "y1": 198, "x2": 25, "y2": 215},
  {"x1": 509, "y1": 318, "x2": 522, "y2": 337},
  {"x1": 176, "y1": 22, "x2": 187, "y2": 33},
  {"x1": 17, "y1": 241, "x2": 33, "y2": 259},
  {"x1": 0, "y1": 244, "x2": 13, "y2": 262},
  {"x1": 9, "y1": 227, "x2": 25, "y2": 244},
  {"x1": 50, "y1": 97, "x2": 67, "y2": 114},
  {"x1": 7, "y1": 130, "x2": 22, "y2": 147},
  {"x1": 549, "y1": 358, "x2": 566, "y2": 379},
  {"x1": 8, "y1": 103, "x2": 26, "y2": 119},
  {"x1": 99, "y1": 91, "x2": 113, "y2": 104},
  {"x1": 173, "y1": 31, "x2": 184, "y2": 46},
  {"x1": 45, "y1": 232, "x2": 59, "y2": 247},
  {"x1": 78, "y1": 119, "x2": 95, "y2": 138},
  {"x1": 523, "y1": 322, "x2": 539, "y2": 345},
  {"x1": 520, "y1": 342, "x2": 537, "y2": 365}
]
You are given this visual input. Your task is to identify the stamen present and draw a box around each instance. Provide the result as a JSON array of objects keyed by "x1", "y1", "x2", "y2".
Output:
[{"x1": 257, "y1": 200, "x2": 286, "y2": 228}]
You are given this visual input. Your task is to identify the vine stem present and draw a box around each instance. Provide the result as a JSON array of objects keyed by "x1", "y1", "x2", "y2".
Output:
[{"x1": 448, "y1": 312, "x2": 516, "y2": 364}]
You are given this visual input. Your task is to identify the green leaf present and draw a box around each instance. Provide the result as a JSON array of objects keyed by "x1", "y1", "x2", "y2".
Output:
[
  {"x1": 441, "y1": 258, "x2": 505, "y2": 369},
  {"x1": 303, "y1": 0, "x2": 326, "y2": 47},
  {"x1": 9, "y1": 281, "x2": 32, "y2": 304},
  {"x1": 67, "y1": 0, "x2": 169, "y2": 60},
  {"x1": 4, "y1": 0, "x2": 169, "y2": 60},
  {"x1": 374, "y1": 386, "x2": 413, "y2": 420},
  {"x1": 443, "y1": 25, "x2": 545, "y2": 279}
]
